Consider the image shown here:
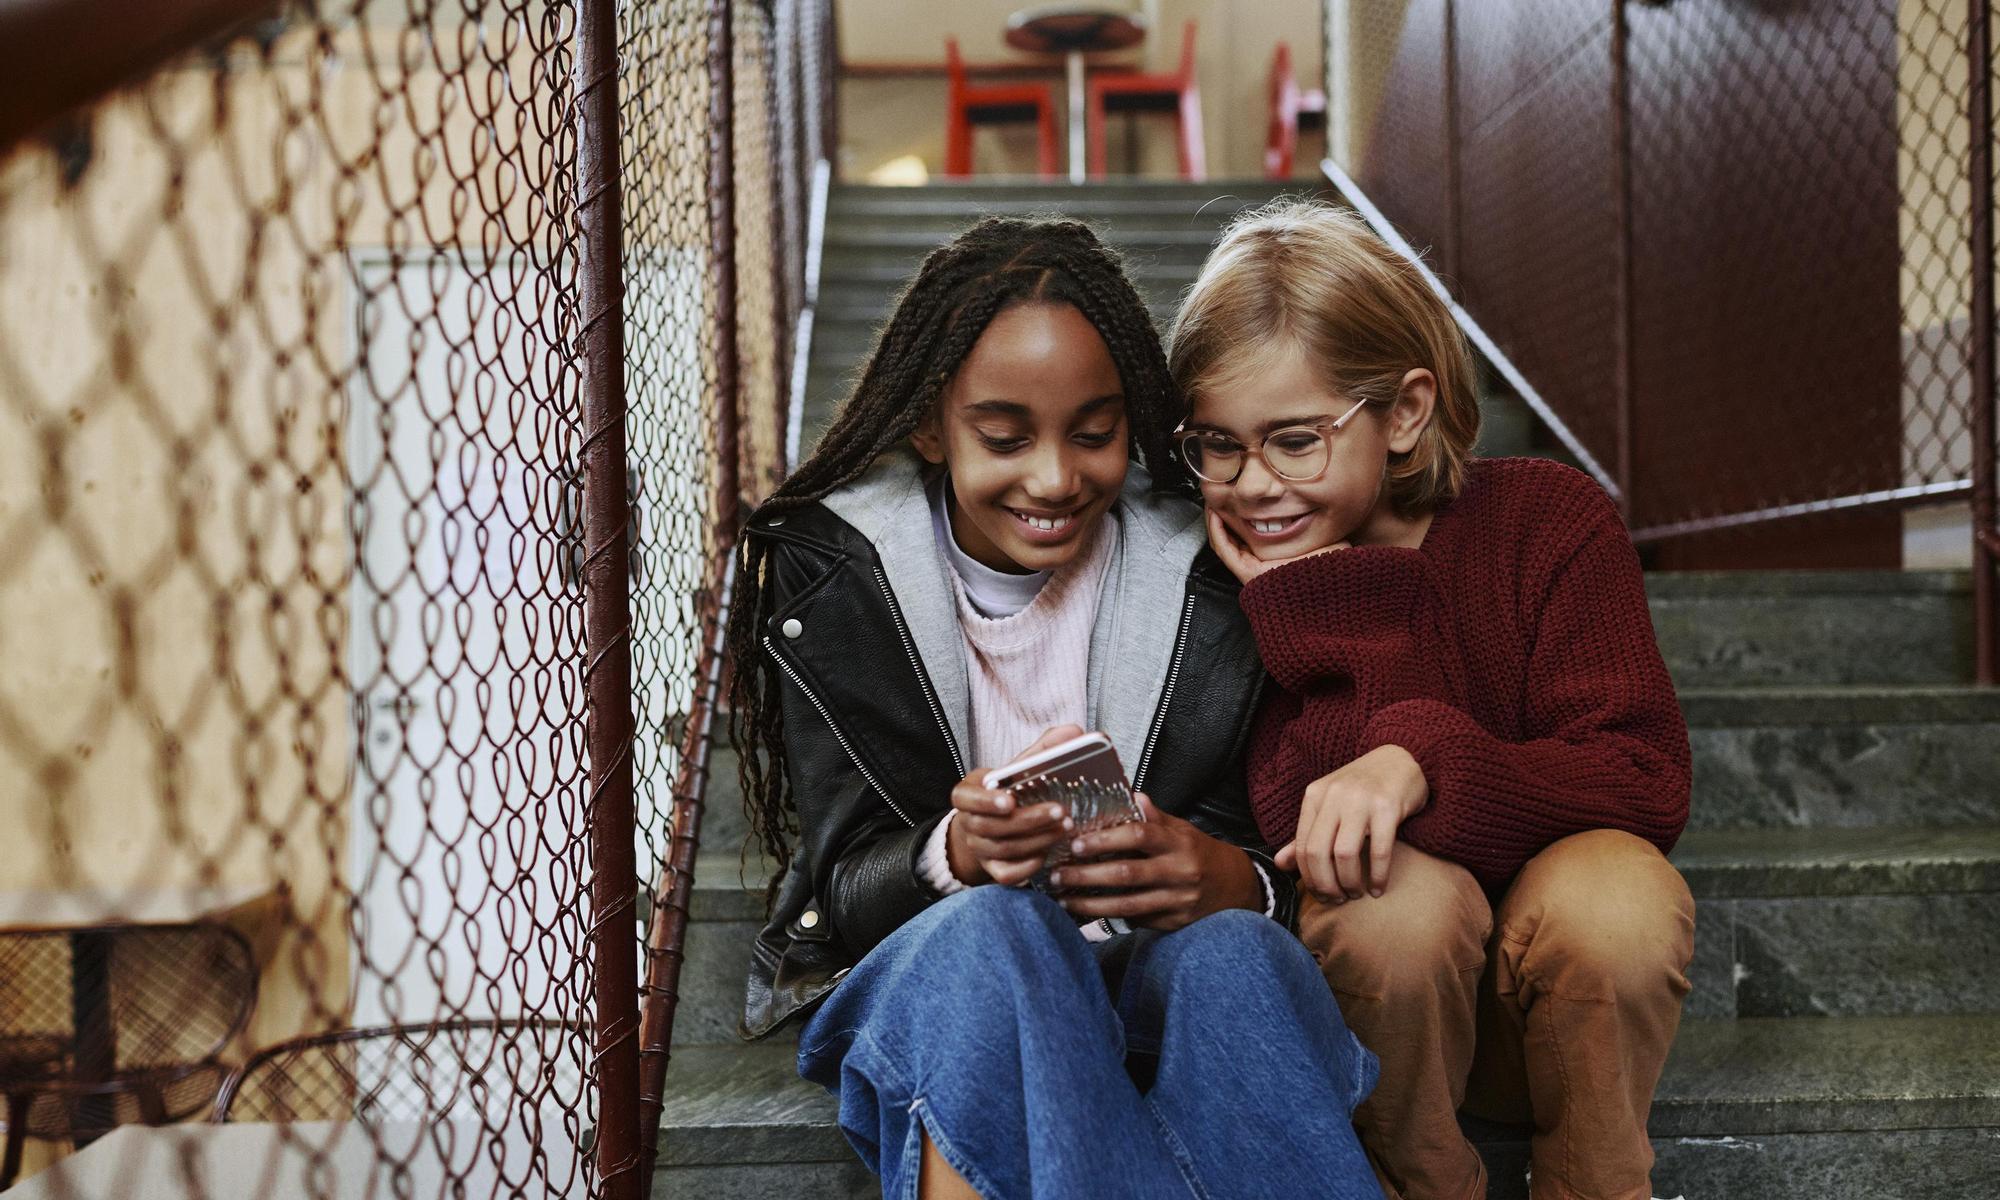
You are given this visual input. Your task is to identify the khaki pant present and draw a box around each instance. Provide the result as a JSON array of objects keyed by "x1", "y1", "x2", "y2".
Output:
[{"x1": 1298, "y1": 830, "x2": 1695, "y2": 1200}]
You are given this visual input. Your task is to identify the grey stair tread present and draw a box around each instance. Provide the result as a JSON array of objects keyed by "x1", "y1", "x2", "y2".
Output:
[
  {"x1": 826, "y1": 227, "x2": 1227, "y2": 251},
  {"x1": 813, "y1": 303, "x2": 1179, "y2": 328},
  {"x1": 831, "y1": 180, "x2": 1301, "y2": 202},
  {"x1": 821, "y1": 261, "x2": 1202, "y2": 284},
  {"x1": 1654, "y1": 1015, "x2": 2000, "y2": 1134},
  {"x1": 1679, "y1": 684, "x2": 2000, "y2": 726},
  {"x1": 1646, "y1": 569, "x2": 1971, "y2": 599},
  {"x1": 1672, "y1": 825, "x2": 2000, "y2": 898},
  {"x1": 689, "y1": 851, "x2": 772, "y2": 923},
  {"x1": 658, "y1": 1015, "x2": 2000, "y2": 1165},
  {"x1": 658, "y1": 1040, "x2": 844, "y2": 1166}
]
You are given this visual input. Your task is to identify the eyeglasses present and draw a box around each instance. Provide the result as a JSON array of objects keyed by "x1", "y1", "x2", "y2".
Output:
[{"x1": 1171, "y1": 397, "x2": 1372, "y2": 485}]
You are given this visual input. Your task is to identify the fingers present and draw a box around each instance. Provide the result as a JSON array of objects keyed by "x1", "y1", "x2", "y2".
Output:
[
  {"x1": 1058, "y1": 887, "x2": 1197, "y2": 924},
  {"x1": 961, "y1": 803, "x2": 1070, "y2": 873},
  {"x1": 1205, "y1": 510, "x2": 1261, "y2": 584},
  {"x1": 951, "y1": 780, "x2": 1016, "y2": 818},
  {"x1": 983, "y1": 855, "x2": 1046, "y2": 887},
  {"x1": 1065, "y1": 815, "x2": 1164, "y2": 863},
  {"x1": 1331, "y1": 811, "x2": 1368, "y2": 901},
  {"x1": 1297, "y1": 789, "x2": 1339, "y2": 901},
  {"x1": 1273, "y1": 840, "x2": 1297, "y2": 872},
  {"x1": 1047, "y1": 843, "x2": 1189, "y2": 893},
  {"x1": 1367, "y1": 808, "x2": 1397, "y2": 897}
]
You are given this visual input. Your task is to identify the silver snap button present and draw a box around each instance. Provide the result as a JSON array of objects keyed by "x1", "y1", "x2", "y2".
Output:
[
  {"x1": 781, "y1": 618, "x2": 803, "y2": 639},
  {"x1": 799, "y1": 909, "x2": 820, "y2": 929},
  {"x1": 769, "y1": 516, "x2": 785, "y2": 526}
]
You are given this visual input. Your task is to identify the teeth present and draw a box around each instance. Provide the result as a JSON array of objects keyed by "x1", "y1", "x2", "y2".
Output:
[
  {"x1": 1017, "y1": 512, "x2": 1072, "y2": 532},
  {"x1": 1250, "y1": 518, "x2": 1293, "y2": 534}
]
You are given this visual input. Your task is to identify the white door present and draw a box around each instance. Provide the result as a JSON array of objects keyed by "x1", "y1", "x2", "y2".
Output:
[{"x1": 346, "y1": 254, "x2": 582, "y2": 1028}]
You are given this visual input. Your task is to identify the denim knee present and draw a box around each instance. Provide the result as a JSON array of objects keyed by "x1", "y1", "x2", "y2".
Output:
[
  {"x1": 1171, "y1": 909, "x2": 1323, "y2": 989},
  {"x1": 902, "y1": 887, "x2": 1078, "y2": 971}
]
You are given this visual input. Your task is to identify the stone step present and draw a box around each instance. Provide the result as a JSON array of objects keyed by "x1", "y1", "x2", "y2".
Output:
[
  {"x1": 812, "y1": 302, "x2": 1181, "y2": 339},
  {"x1": 667, "y1": 823, "x2": 2000, "y2": 1041},
  {"x1": 825, "y1": 191, "x2": 1319, "y2": 233},
  {"x1": 828, "y1": 180, "x2": 1309, "y2": 213},
  {"x1": 1682, "y1": 685, "x2": 2000, "y2": 830},
  {"x1": 818, "y1": 260, "x2": 1201, "y2": 305},
  {"x1": 654, "y1": 1015, "x2": 2000, "y2": 1198},
  {"x1": 1676, "y1": 824, "x2": 2000, "y2": 1019},
  {"x1": 822, "y1": 226, "x2": 1225, "y2": 272},
  {"x1": 1648, "y1": 569, "x2": 1973, "y2": 688}
]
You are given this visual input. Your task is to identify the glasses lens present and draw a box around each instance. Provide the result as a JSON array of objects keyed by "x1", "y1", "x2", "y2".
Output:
[
  {"x1": 1181, "y1": 433, "x2": 1243, "y2": 483},
  {"x1": 1266, "y1": 428, "x2": 1331, "y2": 480}
]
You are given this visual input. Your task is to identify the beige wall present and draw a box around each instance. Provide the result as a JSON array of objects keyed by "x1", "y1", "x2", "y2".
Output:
[{"x1": 836, "y1": 0, "x2": 1324, "y2": 179}]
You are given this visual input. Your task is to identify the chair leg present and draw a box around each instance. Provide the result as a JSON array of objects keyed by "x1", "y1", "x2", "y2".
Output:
[
  {"x1": 1087, "y1": 89, "x2": 1109, "y2": 179},
  {"x1": 3, "y1": 1095, "x2": 27, "y2": 1189},
  {"x1": 1178, "y1": 87, "x2": 1206, "y2": 181},
  {"x1": 945, "y1": 107, "x2": 971, "y2": 177},
  {"x1": 135, "y1": 1080, "x2": 167, "y2": 1127},
  {"x1": 1037, "y1": 100, "x2": 1059, "y2": 178}
]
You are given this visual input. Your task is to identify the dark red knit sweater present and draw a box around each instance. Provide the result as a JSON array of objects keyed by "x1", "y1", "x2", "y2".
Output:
[{"x1": 1239, "y1": 457, "x2": 1690, "y2": 891}]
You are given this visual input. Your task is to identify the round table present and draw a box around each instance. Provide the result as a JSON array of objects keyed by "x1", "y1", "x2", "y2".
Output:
[{"x1": 1005, "y1": 5, "x2": 1147, "y2": 183}]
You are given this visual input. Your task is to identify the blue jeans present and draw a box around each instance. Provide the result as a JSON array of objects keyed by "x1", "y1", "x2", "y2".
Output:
[{"x1": 798, "y1": 887, "x2": 1382, "y2": 1199}]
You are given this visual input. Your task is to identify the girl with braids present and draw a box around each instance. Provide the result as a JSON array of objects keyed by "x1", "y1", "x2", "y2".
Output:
[{"x1": 731, "y1": 217, "x2": 1381, "y2": 1200}]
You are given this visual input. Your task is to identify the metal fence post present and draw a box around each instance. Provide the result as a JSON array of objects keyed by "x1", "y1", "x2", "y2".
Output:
[
  {"x1": 1610, "y1": 0, "x2": 1636, "y2": 519},
  {"x1": 575, "y1": 0, "x2": 644, "y2": 1193},
  {"x1": 713, "y1": 0, "x2": 743, "y2": 521},
  {"x1": 1972, "y1": 0, "x2": 1997, "y2": 685}
]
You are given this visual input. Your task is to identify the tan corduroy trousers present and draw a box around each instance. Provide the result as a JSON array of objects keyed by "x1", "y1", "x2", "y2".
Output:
[{"x1": 1298, "y1": 830, "x2": 1695, "y2": 1200}]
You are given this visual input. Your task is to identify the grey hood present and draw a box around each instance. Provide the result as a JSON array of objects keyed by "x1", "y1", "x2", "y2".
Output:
[{"x1": 821, "y1": 449, "x2": 1208, "y2": 778}]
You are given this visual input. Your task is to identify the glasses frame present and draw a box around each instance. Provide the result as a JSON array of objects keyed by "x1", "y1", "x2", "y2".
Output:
[{"x1": 1172, "y1": 397, "x2": 1373, "y2": 485}]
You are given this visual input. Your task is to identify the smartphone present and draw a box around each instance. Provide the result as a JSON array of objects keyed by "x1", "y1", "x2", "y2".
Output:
[
  {"x1": 984, "y1": 732, "x2": 1142, "y2": 883},
  {"x1": 985, "y1": 730, "x2": 1128, "y2": 794}
]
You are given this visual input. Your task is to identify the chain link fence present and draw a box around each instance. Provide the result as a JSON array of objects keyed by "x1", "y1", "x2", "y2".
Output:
[
  {"x1": 1324, "y1": 0, "x2": 1998, "y2": 675},
  {"x1": 0, "y1": 0, "x2": 818, "y2": 1193}
]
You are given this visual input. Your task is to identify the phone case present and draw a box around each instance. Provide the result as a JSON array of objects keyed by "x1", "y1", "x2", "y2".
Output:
[{"x1": 989, "y1": 735, "x2": 1142, "y2": 887}]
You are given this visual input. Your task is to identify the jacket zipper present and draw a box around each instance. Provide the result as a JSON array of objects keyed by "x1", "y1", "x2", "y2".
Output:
[
  {"x1": 763, "y1": 636, "x2": 917, "y2": 828},
  {"x1": 1131, "y1": 590, "x2": 1197, "y2": 794},
  {"x1": 873, "y1": 565, "x2": 967, "y2": 778}
]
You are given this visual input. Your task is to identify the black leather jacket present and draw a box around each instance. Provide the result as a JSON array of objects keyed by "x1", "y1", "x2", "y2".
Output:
[{"x1": 740, "y1": 466, "x2": 1295, "y2": 1039}]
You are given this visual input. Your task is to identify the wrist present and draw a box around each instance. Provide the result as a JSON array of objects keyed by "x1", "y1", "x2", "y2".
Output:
[
  {"x1": 1216, "y1": 844, "x2": 1263, "y2": 914},
  {"x1": 945, "y1": 817, "x2": 990, "y2": 886},
  {"x1": 1383, "y1": 744, "x2": 1430, "y2": 819},
  {"x1": 1237, "y1": 849, "x2": 1267, "y2": 913}
]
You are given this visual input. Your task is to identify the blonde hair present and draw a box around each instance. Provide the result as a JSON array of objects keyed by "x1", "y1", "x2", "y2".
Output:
[{"x1": 1168, "y1": 199, "x2": 1479, "y2": 514}]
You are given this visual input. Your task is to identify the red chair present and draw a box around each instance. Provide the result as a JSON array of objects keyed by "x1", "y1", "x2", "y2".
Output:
[
  {"x1": 1086, "y1": 20, "x2": 1205, "y2": 181},
  {"x1": 1265, "y1": 41, "x2": 1327, "y2": 179},
  {"x1": 945, "y1": 37, "x2": 1060, "y2": 178}
]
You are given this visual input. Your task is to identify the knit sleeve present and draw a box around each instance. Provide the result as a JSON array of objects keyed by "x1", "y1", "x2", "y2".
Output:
[
  {"x1": 1237, "y1": 547, "x2": 1457, "y2": 845},
  {"x1": 1366, "y1": 513, "x2": 1691, "y2": 889},
  {"x1": 1238, "y1": 546, "x2": 1443, "y2": 696}
]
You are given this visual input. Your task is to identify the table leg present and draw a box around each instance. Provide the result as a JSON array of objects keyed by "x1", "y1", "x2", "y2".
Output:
[
  {"x1": 69, "y1": 930, "x2": 115, "y2": 1145},
  {"x1": 1067, "y1": 50, "x2": 1086, "y2": 184}
]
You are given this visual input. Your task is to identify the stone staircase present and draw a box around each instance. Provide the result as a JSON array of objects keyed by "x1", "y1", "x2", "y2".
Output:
[{"x1": 655, "y1": 183, "x2": 2000, "y2": 1198}]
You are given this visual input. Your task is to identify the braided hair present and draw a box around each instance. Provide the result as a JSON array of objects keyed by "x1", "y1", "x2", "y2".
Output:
[{"x1": 728, "y1": 215, "x2": 1191, "y2": 880}]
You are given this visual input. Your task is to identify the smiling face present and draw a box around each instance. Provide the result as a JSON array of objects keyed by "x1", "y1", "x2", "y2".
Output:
[
  {"x1": 910, "y1": 302, "x2": 1130, "y2": 574},
  {"x1": 1186, "y1": 339, "x2": 1436, "y2": 557}
]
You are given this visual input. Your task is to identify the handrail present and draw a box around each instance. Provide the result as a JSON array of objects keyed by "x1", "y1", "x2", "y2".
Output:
[
  {"x1": 785, "y1": 155, "x2": 832, "y2": 472},
  {"x1": 1319, "y1": 156, "x2": 1621, "y2": 503}
]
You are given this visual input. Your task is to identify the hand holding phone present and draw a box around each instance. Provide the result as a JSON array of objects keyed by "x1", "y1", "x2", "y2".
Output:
[
  {"x1": 944, "y1": 725, "x2": 1087, "y2": 887},
  {"x1": 983, "y1": 731, "x2": 1143, "y2": 883}
]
